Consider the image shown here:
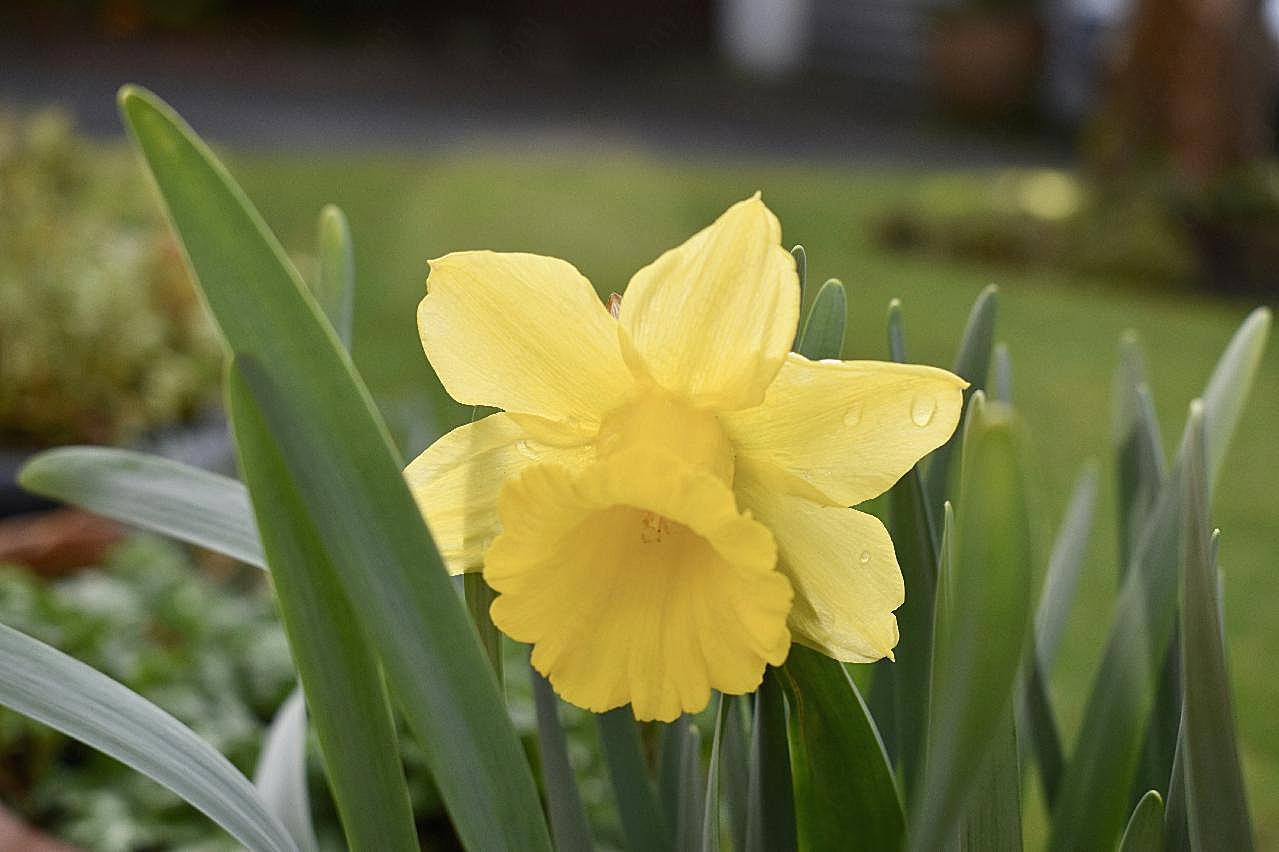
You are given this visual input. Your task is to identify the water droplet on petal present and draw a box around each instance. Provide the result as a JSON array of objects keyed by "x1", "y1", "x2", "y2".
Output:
[
  {"x1": 842, "y1": 403, "x2": 863, "y2": 427},
  {"x1": 859, "y1": 550, "x2": 871, "y2": 564},
  {"x1": 910, "y1": 394, "x2": 936, "y2": 427},
  {"x1": 515, "y1": 440, "x2": 538, "y2": 460}
]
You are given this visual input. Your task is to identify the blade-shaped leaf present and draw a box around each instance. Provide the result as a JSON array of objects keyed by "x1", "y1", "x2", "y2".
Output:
[
  {"x1": 1051, "y1": 313, "x2": 1269, "y2": 851},
  {"x1": 1118, "y1": 790, "x2": 1165, "y2": 852},
  {"x1": 747, "y1": 669, "x2": 797, "y2": 852},
  {"x1": 991, "y1": 342, "x2": 1012, "y2": 403},
  {"x1": 599, "y1": 708, "x2": 667, "y2": 852},
  {"x1": 314, "y1": 204, "x2": 355, "y2": 350},
  {"x1": 782, "y1": 646, "x2": 904, "y2": 852},
  {"x1": 228, "y1": 368, "x2": 418, "y2": 852},
  {"x1": 956, "y1": 707, "x2": 1022, "y2": 852},
  {"x1": 1115, "y1": 335, "x2": 1167, "y2": 571},
  {"x1": 702, "y1": 696, "x2": 728, "y2": 852},
  {"x1": 676, "y1": 723, "x2": 704, "y2": 851},
  {"x1": 19, "y1": 447, "x2": 263, "y2": 568},
  {"x1": 796, "y1": 278, "x2": 847, "y2": 360},
  {"x1": 465, "y1": 573, "x2": 503, "y2": 680},
  {"x1": 1034, "y1": 464, "x2": 1099, "y2": 673},
  {"x1": 531, "y1": 667, "x2": 594, "y2": 852},
  {"x1": 910, "y1": 402, "x2": 1032, "y2": 852},
  {"x1": 1202, "y1": 308, "x2": 1271, "y2": 491},
  {"x1": 923, "y1": 284, "x2": 998, "y2": 513},
  {"x1": 0, "y1": 622, "x2": 298, "y2": 852},
  {"x1": 120, "y1": 86, "x2": 549, "y2": 851},
  {"x1": 1179, "y1": 404, "x2": 1253, "y2": 851},
  {"x1": 254, "y1": 688, "x2": 319, "y2": 852},
  {"x1": 659, "y1": 715, "x2": 691, "y2": 841}
]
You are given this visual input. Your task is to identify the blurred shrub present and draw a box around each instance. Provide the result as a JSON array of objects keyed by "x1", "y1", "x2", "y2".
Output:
[
  {"x1": 0, "y1": 537, "x2": 293, "y2": 850},
  {"x1": 0, "y1": 109, "x2": 223, "y2": 448}
]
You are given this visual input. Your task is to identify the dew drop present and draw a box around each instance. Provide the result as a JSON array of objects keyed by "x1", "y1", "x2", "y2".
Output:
[
  {"x1": 515, "y1": 440, "x2": 538, "y2": 460},
  {"x1": 842, "y1": 403, "x2": 863, "y2": 427},
  {"x1": 910, "y1": 393, "x2": 936, "y2": 427},
  {"x1": 859, "y1": 550, "x2": 871, "y2": 564}
]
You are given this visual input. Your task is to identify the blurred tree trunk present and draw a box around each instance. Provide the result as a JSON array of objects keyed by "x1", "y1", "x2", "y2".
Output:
[{"x1": 1091, "y1": 0, "x2": 1274, "y2": 187}]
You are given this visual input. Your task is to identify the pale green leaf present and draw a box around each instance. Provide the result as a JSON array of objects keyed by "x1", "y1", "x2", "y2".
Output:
[
  {"x1": 1119, "y1": 790, "x2": 1165, "y2": 852},
  {"x1": 254, "y1": 688, "x2": 319, "y2": 852},
  {"x1": 796, "y1": 278, "x2": 847, "y2": 360}
]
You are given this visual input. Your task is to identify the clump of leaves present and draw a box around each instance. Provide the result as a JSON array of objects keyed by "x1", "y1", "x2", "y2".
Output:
[{"x1": 0, "y1": 108, "x2": 222, "y2": 448}]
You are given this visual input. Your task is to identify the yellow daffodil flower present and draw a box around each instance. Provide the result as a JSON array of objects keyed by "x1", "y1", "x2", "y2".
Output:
[{"x1": 407, "y1": 195, "x2": 967, "y2": 721}]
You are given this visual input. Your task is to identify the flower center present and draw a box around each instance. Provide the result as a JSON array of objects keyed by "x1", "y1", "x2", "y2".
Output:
[{"x1": 596, "y1": 393, "x2": 735, "y2": 485}]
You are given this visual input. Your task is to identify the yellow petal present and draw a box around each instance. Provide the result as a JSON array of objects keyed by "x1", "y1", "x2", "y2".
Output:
[
  {"x1": 404, "y1": 413, "x2": 594, "y2": 574},
  {"x1": 737, "y1": 473, "x2": 903, "y2": 662},
  {"x1": 723, "y1": 353, "x2": 967, "y2": 507},
  {"x1": 618, "y1": 195, "x2": 799, "y2": 411},
  {"x1": 419, "y1": 251, "x2": 633, "y2": 424},
  {"x1": 486, "y1": 447, "x2": 792, "y2": 721}
]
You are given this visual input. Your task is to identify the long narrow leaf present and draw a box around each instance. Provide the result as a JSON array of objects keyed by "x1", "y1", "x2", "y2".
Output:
[
  {"x1": 314, "y1": 204, "x2": 355, "y2": 350},
  {"x1": 19, "y1": 447, "x2": 263, "y2": 568},
  {"x1": 599, "y1": 708, "x2": 667, "y2": 852},
  {"x1": 531, "y1": 667, "x2": 594, "y2": 852},
  {"x1": 121, "y1": 87, "x2": 549, "y2": 851},
  {"x1": 957, "y1": 707, "x2": 1022, "y2": 851},
  {"x1": 746, "y1": 670, "x2": 797, "y2": 852},
  {"x1": 782, "y1": 646, "x2": 904, "y2": 851},
  {"x1": 796, "y1": 279, "x2": 847, "y2": 360},
  {"x1": 702, "y1": 696, "x2": 728, "y2": 852},
  {"x1": 910, "y1": 403, "x2": 1032, "y2": 852},
  {"x1": 254, "y1": 688, "x2": 319, "y2": 852},
  {"x1": 923, "y1": 284, "x2": 998, "y2": 513},
  {"x1": 1179, "y1": 403, "x2": 1253, "y2": 850},
  {"x1": 0, "y1": 622, "x2": 298, "y2": 852},
  {"x1": 675, "y1": 723, "x2": 704, "y2": 851},
  {"x1": 228, "y1": 368, "x2": 418, "y2": 852},
  {"x1": 1119, "y1": 790, "x2": 1165, "y2": 852}
]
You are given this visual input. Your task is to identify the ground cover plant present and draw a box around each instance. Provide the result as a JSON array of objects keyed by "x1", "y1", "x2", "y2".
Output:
[{"x1": 4, "y1": 87, "x2": 1274, "y2": 850}]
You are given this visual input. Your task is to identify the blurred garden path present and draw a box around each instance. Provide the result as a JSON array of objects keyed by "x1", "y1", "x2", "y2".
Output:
[{"x1": 0, "y1": 35, "x2": 1070, "y2": 167}]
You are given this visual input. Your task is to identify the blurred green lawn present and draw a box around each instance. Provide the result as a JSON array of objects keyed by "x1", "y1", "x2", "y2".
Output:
[{"x1": 226, "y1": 148, "x2": 1278, "y2": 842}]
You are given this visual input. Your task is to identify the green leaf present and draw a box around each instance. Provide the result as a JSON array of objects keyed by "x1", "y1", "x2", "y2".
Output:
[
  {"x1": 659, "y1": 715, "x2": 690, "y2": 841},
  {"x1": 531, "y1": 668, "x2": 594, "y2": 852},
  {"x1": 746, "y1": 669, "x2": 797, "y2": 852},
  {"x1": 1202, "y1": 308, "x2": 1271, "y2": 491},
  {"x1": 702, "y1": 696, "x2": 728, "y2": 852},
  {"x1": 796, "y1": 278, "x2": 847, "y2": 360},
  {"x1": 254, "y1": 688, "x2": 319, "y2": 852},
  {"x1": 1034, "y1": 464, "x2": 1099, "y2": 672},
  {"x1": 781, "y1": 646, "x2": 904, "y2": 852},
  {"x1": 1164, "y1": 718, "x2": 1190, "y2": 852},
  {"x1": 1118, "y1": 790, "x2": 1165, "y2": 852},
  {"x1": 465, "y1": 573, "x2": 503, "y2": 681},
  {"x1": 1179, "y1": 403, "x2": 1253, "y2": 851},
  {"x1": 991, "y1": 342, "x2": 1012, "y2": 403},
  {"x1": 120, "y1": 86, "x2": 549, "y2": 851},
  {"x1": 676, "y1": 723, "x2": 705, "y2": 851},
  {"x1": 19, "y1": 447, "x2": 263, "y2": 569},
  {"x1": 1051, "y1": 313, "x2": 1269, "y2": 852},
  {"x1": 870, "y1": 299, "x2": 941, "y2": 793},
  {"x1": 910, "y1": 402, "x2": 1032, "y2": 852},
  {"x1": 0, "y1": 621, "x2": 298, "y2": 852},
  {"x1": 599, "y1": 708, "x2": 667, "y2": 852},
  {"x1": 1115, "y1": 334, "x2": 1167, "y2": 570},
  {"x1": 791, "y1": 245, "x2": 807, "y2": 302},
  {"x1": 719, "y1": 696, "x2": 752, "y2": 850},
  {"x1": 956, "y1": 707, "x2": 1022, "y2": 852},
  {"x1": 923, "y1": 284, "x2": 998, "y2": 514},
  {"x1": 314, "y1": 204, "x2": 355, "y2": 350},
  {"x1": 227, "y1": 367, "x2": 418, "y2": 852}
]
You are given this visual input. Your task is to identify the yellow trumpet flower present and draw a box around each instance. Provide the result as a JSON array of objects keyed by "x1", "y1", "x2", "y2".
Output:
[{"x1": 407, "y1": 195, "x2": 967, "y2": 721}]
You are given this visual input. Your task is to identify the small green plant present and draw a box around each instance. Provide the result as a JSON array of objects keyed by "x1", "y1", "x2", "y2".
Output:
[
  {"x1": 0, "y1": 108, "x2": 221, "y2": 447},
  {"x1": 6, "y1": 89, "x2": 1269, "y2": 852}
]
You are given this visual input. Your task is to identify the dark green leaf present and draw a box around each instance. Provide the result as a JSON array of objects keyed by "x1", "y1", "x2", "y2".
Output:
[
  {"x1": 1119, "y1": 790, "x2": 1165, "y2": 852},
  {"x1": 465, "y1": 573, "x2": 503, "y2": 682},
  {"x1": 782, "y1": 646, "x2": 904, "y2": 852},
  {"x1": 796, "y1": 279, "x2": 847, "y2": 360},
  {"x1": 956, "y1": 707, "x2": 1022, "y2": 852},
  {"x1": 0, "y1": 622, "x2": 297, "y2": 852},
  {"x1": 531, "y1": 667, "x2": 594, "y2": 852},
  {"x1": 1179, "y1": 404, "x2": 1253, "y2": 851},
  {"x1": 991, "y1": 342, "x2": 1012, "y2": 403},
  {"x1": 19, "y1": 447, "x2": 263, "y2": 569},
  {"x1": 910, "y1": 403, "x2": 1032, "y2": 852},
  {"x1": 228, "y1": 366, "x2": 419, "y2": 852},
  {"x1": 747, "y1": 669, "x2": 796, "y2": 852},
  {"x1": 676, "y1": 723, "x2": 704, "y2": 851},
  {"x1": 702, "y1": 696, "x2": 727, "y2": 852},
  {"x1": 599, "y1": 708, "x2": 667, "y2": 852},
  {"x1": 922, "y1": 284, "x2": 998, "y2": 514},
  {"x1": 120, "y1": 86, "x2": 549, "y2": 851}
]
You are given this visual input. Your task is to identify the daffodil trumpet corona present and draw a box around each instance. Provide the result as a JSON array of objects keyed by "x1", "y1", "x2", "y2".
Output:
[{"x1": 407, "y1": 195, "x2": 967, "y2": 722}]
